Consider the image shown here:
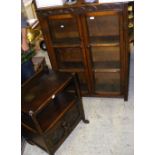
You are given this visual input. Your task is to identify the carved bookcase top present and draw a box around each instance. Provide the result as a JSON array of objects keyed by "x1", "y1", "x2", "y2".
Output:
[{"x1": 36, "y1": 2, "x2": 125, "y2": 16}]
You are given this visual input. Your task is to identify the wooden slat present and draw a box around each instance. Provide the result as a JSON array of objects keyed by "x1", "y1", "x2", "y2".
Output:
[
  {"x1": 86, "y1": 10, "x2": 119, "y2": 17},
  {"x1": 48, "y1": 14, "x2": 73, "y2": 19}
]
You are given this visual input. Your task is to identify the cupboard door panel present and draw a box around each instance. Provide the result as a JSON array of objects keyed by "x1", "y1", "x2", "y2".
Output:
[
  {"x1": 64, "y1": 104, "x2": 81, "y2": 132},
  {"x1": 45, "y1": 119, "x2": 66, "y2": 149},
  {"x1": 45, "y1": 104, "x2": 80, "y2": 152}
]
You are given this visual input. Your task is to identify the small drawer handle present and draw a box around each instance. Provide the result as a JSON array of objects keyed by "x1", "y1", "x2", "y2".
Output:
[
  {"x1": 60, "y1": 25, "x2": 64, "y2": 28},
  {"x1": 51, "y1": 94, "x2": 55, "y2": 99},
  {"x1": 62, "y1": 121, "x2": 68, "y2": 130},
  {"x1": 62, "y1": 121, "x2": 71, "y2": 130},
  {"x1": 29, "y1": 110, "x2": 33, "y2": 116},
  {"x1": 62, "y1": 121, "x2": 67, "y2": 127}
]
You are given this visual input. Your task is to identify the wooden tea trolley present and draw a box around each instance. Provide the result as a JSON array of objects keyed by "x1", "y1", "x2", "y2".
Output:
[{"x1": 21, "y1": 70, "x2": 89, "y2": 155}]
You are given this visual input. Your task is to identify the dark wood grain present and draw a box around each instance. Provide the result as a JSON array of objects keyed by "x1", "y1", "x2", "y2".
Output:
[
  {"x1": 22, "y1": 70, "x2": 89, "y2": 155},
  {"x1": 22, "y1": 71, "x2": 73, "y2": 114}
]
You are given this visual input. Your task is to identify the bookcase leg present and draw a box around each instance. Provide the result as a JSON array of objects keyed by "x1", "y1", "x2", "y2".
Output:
[
  {"x1": 124, "y1": 96, "x2": 128, "y2": 101},
  {"x1": 82, "y1": 118, "x2": 89, "y2": 124},
  {"x1": 74, "y1": 73, "x2": 89, "y2": 124},
  {"x1": 124, "y1": 93, "x2": 128, "y2": 101},
  {"x1": 46, "y1": 149, "x2": 54, "y2": 155},
  {"x1": 80, "y1": 100, "x2": 89, "y2": 124},
  {"x1": 26, "y1": 139, "x2": 35, "y2": 145}
]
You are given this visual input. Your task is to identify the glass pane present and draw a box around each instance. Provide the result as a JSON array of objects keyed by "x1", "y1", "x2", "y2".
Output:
[
  {"x1": 86, "y1": 14, "x2": 119, "y2": 43},
  {"x1": 91, "y1": 46, "x2": 120, "y2": 70},
  {"x1": 55, "y1": 48, "x2": 84, "y2": 69},
  {"x1": 94, "y1": 72, "x2": 120, "y2": 93},
  {"x1": 49, "y1": 18, "x2": 80, "y2": 44}
]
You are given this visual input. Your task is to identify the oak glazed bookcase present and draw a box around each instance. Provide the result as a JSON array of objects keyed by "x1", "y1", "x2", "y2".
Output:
[{"x1": 34, "y1": 1, "x2": 132, "y2": 101}]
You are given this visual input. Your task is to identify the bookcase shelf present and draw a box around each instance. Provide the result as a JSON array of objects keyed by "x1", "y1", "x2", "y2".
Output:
[
  {"x1": 89, "y1": 36, "x2": 119, "y2": 46},
  {"x1": 93, "y1": 61, "x2": 120, "y2": 70},
  {"x1": 52, "y1": 38, "x2": 81, "y2": 46}
]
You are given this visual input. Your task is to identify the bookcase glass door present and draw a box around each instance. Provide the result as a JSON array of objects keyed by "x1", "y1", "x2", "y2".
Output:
[
  {"x1": 47, "y1": 14, "x2": 90, "y2": 95},
  {"x1": 86, "y1": 11, "x2": 122, "y2": 94},
  {"x1": 48, "y1": 14, "x2": 81, "y2": 45}
]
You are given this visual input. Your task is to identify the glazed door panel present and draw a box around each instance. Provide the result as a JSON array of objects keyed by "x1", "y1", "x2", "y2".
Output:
[
  {"x1": 48, "y1": 14, "x2": 81, "y2": 45},
  {"x1": 46, "y1": 14, "x2": 90, "y2": 95},
  {"x1": 86, "y1": 11, "x2": 120, "y2": 44},
  {"x1": 85, "y1": 11, "x2": 123, "y2": 95}
]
